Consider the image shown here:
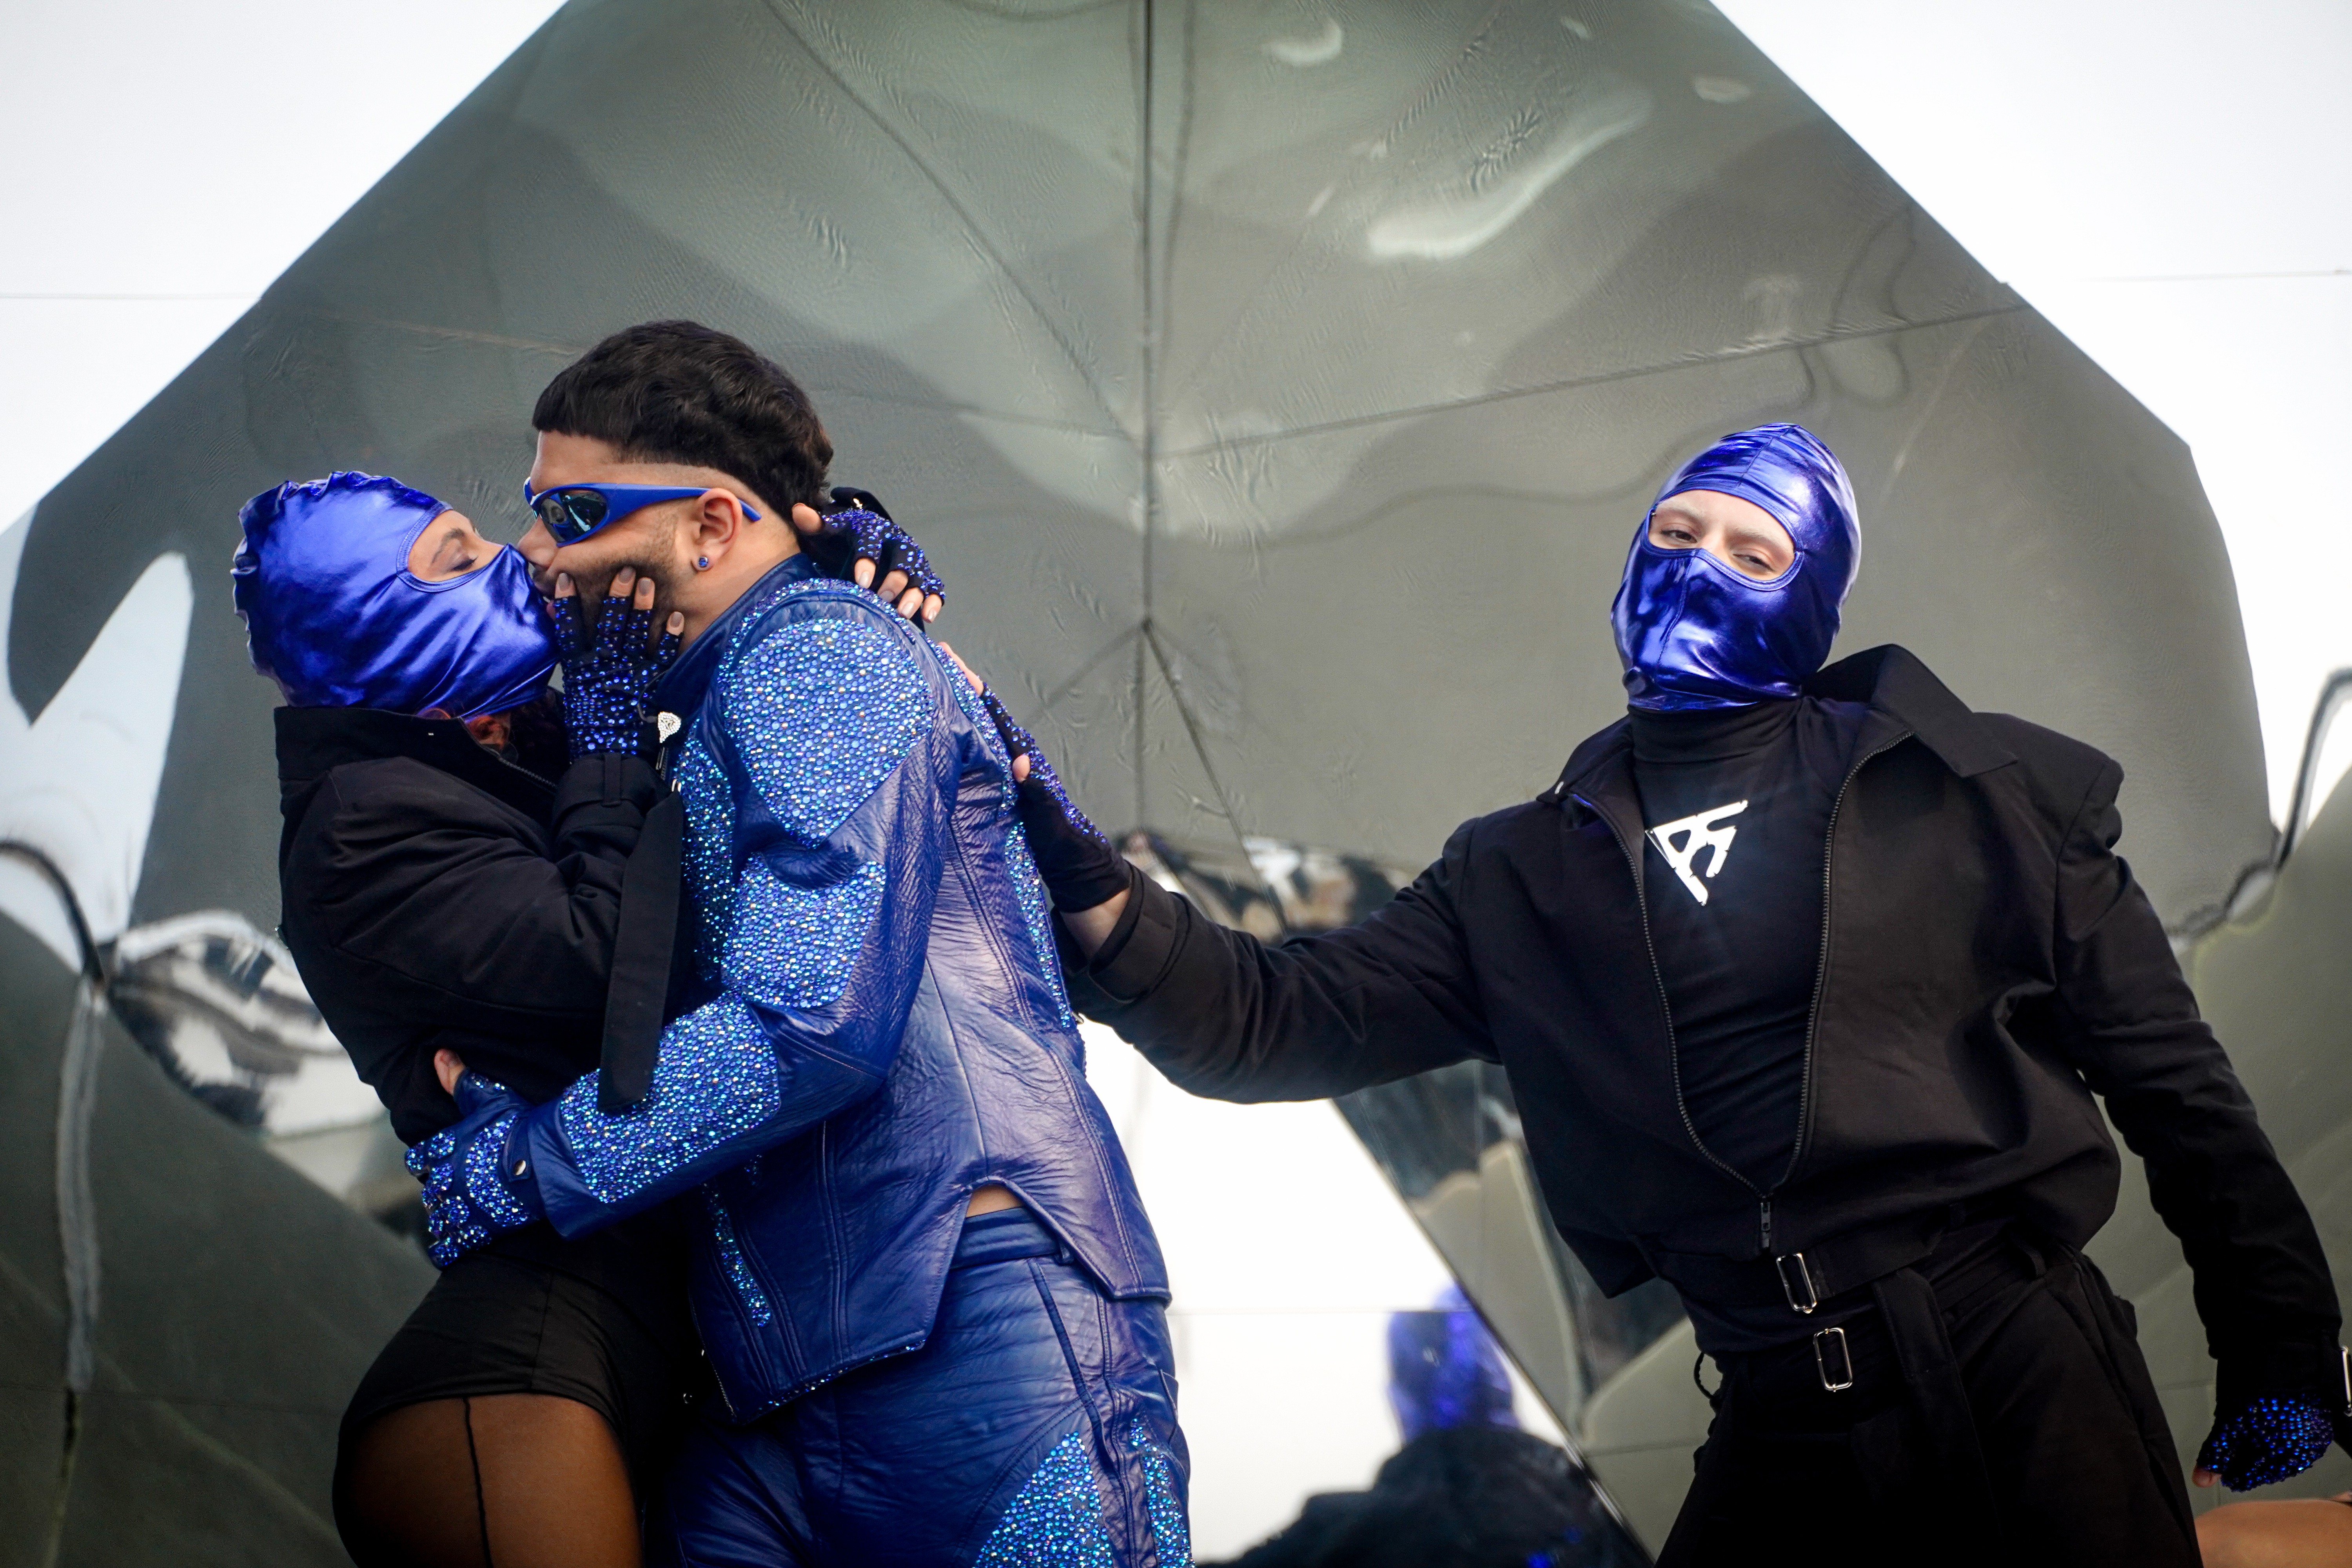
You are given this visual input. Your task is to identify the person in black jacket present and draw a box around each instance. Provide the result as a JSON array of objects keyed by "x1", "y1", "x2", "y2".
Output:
[
  {"x1": 1002, "y1": 425, "x2": 2348, "y2": 1565},
  {"x1": 240, "y1": 459, "x2": 940, "y2": 1567}
]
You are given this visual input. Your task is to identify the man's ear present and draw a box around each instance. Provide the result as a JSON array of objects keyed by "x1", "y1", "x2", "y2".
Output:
[{"x1": 689, "y1": 490, "x2": 757, "y2": 567}]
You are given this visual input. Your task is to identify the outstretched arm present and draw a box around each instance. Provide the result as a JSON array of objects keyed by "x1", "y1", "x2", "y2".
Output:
[
  {"x1": 1069, "y1": 842, "x2": 1492, "y2": 1102},
  {"x1": 985, "y1": 699, "x2": 1494, "y2": 1102},
  {"x1": 2049, "y1": 759, "x2": 2345, "y2": 1486},
  {"x1": 412, "y1": 600, "x2": 943, "y2": 1261}
]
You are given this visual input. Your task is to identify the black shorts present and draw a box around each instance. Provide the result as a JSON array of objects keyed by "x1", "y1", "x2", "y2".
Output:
[{"x1": 339, "y1": 1204, "x2": 706, "y2": 1492}]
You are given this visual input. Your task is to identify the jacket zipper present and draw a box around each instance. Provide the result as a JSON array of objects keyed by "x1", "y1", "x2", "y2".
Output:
[
  {"x1": 1577, "y1": 723, "x2": 1913, "y2": 1259},
  {"x1": 1775, "y1": 727, "x2": 1911, "y2": 1239},
  {"x1": 1576, "y1": 793, "x2": 1762, "y2": 1226}
]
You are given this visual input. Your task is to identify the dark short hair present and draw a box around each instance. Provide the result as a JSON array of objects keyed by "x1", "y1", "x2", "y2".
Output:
[{"x1": 532, "y1": 321, "x2": 833, "y2": 512}]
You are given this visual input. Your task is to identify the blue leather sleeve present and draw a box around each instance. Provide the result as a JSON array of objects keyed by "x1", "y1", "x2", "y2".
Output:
[{"x1": 513, "y1": 592, "x2": 943, "y2": 1235}]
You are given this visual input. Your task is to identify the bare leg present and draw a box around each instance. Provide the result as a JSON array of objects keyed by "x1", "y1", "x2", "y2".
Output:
[
  {"x1": 339, "y1": 1394, "x2": 641, "y2": 1568},
  {"x1": 2197, "y1": 1495, "x2": 2352, "y2": 1568}
]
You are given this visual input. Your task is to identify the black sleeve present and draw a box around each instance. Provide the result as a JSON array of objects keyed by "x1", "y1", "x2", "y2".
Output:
[
  {"x1": 1063, "y1": 822, "x2": 1496, "y2": 1101},
  {"x1": 2050, "y1": 758, "x2": 2342, "y2": 1398},
  {"x1": 287, "y1": 752, "x2": 664, "y2": 1034}
]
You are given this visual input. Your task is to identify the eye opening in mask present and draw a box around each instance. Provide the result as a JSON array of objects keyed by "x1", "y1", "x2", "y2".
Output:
[
  {"x1": 1640, "y1": 497, "x2": 1801, "y2": 589},
  {"x1": 400, "y1": 506, "x2": 519, "y2": 589}
]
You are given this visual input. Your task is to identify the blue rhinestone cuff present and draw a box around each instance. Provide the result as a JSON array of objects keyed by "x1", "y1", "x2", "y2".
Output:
[{"x1": 558, "y1": 995, "x2": 782, "y2": 1205}]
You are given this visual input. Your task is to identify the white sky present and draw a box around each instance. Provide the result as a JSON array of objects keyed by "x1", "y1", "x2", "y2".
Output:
[
  {"x1": 5, "y1": 0, "x2": 2348, "y2": 817},
  {"x1": 0, "y1": 0, "x2": 566, "y2": 529}
]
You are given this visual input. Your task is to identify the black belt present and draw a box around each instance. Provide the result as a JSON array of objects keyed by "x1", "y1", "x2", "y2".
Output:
[
  {"x1": 1701, "y1": 1219, "x2": 2044, "y2": 1559},
  {"x1": 1651, "y1": 1199, "x2": 2003, "y2": 1321}
]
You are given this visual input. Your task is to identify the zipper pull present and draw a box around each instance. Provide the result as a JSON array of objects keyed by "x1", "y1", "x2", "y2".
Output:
[
  {"x1": 1759, "y1": 1198, "x2": 1773, "y2": 1255},
  {"x1": 653, "y1": 711, "x2": 683, "y2": 784}
]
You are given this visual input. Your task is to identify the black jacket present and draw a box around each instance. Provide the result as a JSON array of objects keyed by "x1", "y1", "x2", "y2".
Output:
[
  {"x1": 1068, "y1": 647, "x2": 2338, "y2": 1386},
  {"x1": 274, "y1": 706, "x2": 666, "y2": 1143}
]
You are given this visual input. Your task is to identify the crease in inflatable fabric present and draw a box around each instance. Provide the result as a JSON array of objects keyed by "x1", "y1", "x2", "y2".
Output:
[
  {"x1": 1160, "y1": 302, "x2": 2032, "y2": 459},
  {"x1": 42, "y1": 980, "x2": 94, "y2": 1568},
  {"x1": 3, "y1": 842, "x2": 106, "y2": 1568},
  {"x1": 55, "y1": 979, "x2": 102, "y2": 1398},
  {"x1": 7, "y1": 848, "x2": 336, "y2": 1557}
]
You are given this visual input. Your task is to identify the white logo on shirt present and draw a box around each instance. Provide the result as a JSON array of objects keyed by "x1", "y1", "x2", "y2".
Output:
[{"x1": 1646, "y1": 800, "x2": 1749, "y2": 906}]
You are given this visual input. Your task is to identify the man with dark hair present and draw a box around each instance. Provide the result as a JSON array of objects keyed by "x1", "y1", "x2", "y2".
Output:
[
  {"x1": 1006, "y1": 423, "x2": 2347, "y2": 1565},
  {"x1": 527, "y1": 318, "x2": 938, "y2": 626},
  {"x1": 417, "y1": 321, "x2": 1193, "y2": 1568},
  {"x1": 533, "y1": 319, "x2": 838, "y2": 528}
]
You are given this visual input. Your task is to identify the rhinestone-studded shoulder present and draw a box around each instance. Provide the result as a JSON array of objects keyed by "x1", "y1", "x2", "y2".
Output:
[{"x1": 714, "y1": 590, "x2": 933, "y2": 844}]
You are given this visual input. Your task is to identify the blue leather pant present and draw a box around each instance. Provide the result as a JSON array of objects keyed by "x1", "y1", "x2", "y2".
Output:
[{"x1": 651, "y1": 1209, "x2": 1191, "y2": 1568}]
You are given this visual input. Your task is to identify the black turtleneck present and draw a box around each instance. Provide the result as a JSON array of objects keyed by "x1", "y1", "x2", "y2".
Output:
[{"x1": 1626, "y1": 696, "x2": 1870, "y2": 1191}]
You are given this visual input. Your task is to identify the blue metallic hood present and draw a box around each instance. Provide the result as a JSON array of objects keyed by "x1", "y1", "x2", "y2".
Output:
[
  {"x1": 1610, "y1": 424, "x2": 1860, "y2": 711},
  {"x1": 231, "y1": 471, "x2": 557, "y2": 720}
]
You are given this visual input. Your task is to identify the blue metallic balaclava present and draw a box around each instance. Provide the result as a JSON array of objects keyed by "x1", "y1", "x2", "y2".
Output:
[
  {"x1": 1388, "y1": 1285, "x2": 1520, "y2": 1443},
  {"x1": 231, "y1": 472, "x2": 556, "y2": 719},
  {"x1": 1610, "y1": 423, "x2": 1860, "y2": 711}
]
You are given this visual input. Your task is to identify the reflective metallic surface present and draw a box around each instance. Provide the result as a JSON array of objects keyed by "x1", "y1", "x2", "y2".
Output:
[
  {"x1": 5, "y1": 0, "x2": 2271, "y2": 944},
  {"x1": 1139, "y1": 831, "x2": 1657, "y2": 1556},
  {"x1": 0, "y1": 0, "x2": 2305, "y2": 1557},
  {"x1": 0, "y1": 907, "x2": 430, "y2": 1565}
]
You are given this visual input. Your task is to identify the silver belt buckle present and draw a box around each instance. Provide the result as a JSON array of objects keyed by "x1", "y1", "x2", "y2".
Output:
[
  {"x1": 1813, "y1": 1326, "x2": 1855, "y2": 1393},
  {"x1": 1775, "y1": 1251, "x2": 1820, "y2": 1315}
]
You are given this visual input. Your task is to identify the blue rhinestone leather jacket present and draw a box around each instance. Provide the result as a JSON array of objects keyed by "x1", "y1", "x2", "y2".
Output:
[{"x1": 493, "y1": 564, "x2": 1166, "y2": 1419}]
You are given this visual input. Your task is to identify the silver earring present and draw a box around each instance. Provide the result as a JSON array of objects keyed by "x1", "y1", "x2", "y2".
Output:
[{"x1": 695, "y1": 555, "x2": 711, "y2": 571}]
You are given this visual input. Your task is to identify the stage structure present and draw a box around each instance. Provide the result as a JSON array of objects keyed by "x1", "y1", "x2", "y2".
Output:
[{"x1": 3, "y1": 0, "x2": 2342, "y2": 1559}]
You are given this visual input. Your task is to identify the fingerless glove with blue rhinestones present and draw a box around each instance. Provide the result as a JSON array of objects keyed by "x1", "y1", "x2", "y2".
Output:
[
  {"x1": 552, "y1": 589, "x2": 681, "y2": 761},
  {"x1": 405, "y1": 1074, "x2": 542, "y2": 1268},
  {"x1": 2199, "y1": 1396, "x2": 2336, "y2": 1490},
  {"x1": 803, "y1": 492, "x2": 946, "y2": 608},
  {"x1": 980, "y1": 688, "x2": 1130, "y2": 913}
]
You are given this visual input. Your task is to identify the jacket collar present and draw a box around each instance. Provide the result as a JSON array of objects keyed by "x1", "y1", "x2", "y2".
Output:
[
  {"x1": 1799, "y1": 644, "x2": 2016, "y2": 779},
  {"x1": 651, "y1": 552, "x2": 823, "y2": 722},
  {"x1": 1541, "y1": 644, "x2": 2015, "y2": 809},
  {"x1": 274, "y1": 705, "x2": 555, "y2": 820}
]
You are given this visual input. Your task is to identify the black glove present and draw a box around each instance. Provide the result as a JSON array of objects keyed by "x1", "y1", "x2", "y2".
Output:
[
  {"x1": 979, "y1": 688, "x2": 1130, "y2": 913},
  {"x1": 799, "y1": 487, "x2": 945, "y2": 612},
  {"x1": 552, "y1": 578, "x2": 681, "y2": 760}
]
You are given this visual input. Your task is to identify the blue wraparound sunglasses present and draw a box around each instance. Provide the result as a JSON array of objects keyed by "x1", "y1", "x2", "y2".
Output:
[{"x1": 521, "y1": 480, "x2": 762, "y2": 546}]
